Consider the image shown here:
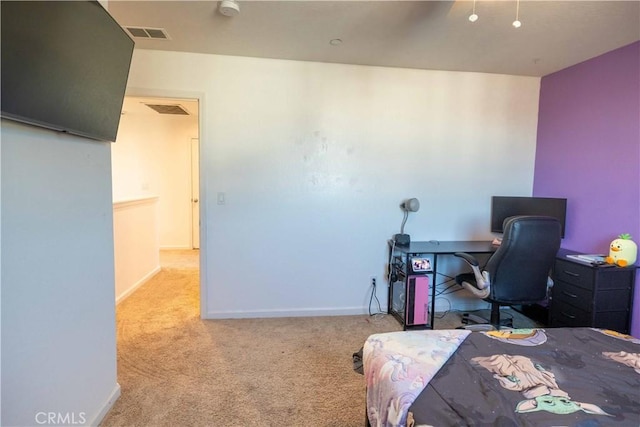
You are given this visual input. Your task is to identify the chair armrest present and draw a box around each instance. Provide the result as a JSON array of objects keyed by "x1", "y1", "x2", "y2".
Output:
[
  {"x1": 455, "y1": 252, "x2": 491, "y2": 296},
  {"x1": 454, "y1": 252, "x2": 479, "y2": 267}
]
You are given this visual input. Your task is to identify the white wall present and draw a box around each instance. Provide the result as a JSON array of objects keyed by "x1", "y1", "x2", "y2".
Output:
[
  {"x1": 1, "y1": 120, "x2": 119, "y2": 426},
  {"x1": 113, "y1": 197, "x2": 160, "y2": 302},
  {"x1": 127, "y1": 50, "x2": 541, "y2": 318},
  {"x1": 112, "y1": 109, "x2": 197, "y2": 249}
]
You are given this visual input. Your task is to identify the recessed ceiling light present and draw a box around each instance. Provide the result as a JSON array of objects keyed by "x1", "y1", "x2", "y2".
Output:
[{"x1": 329, "y1": 39, "x2": 342, "y2": 46}]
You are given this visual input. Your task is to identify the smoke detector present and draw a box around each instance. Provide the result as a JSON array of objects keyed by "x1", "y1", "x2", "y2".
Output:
[{"x1": 219, "y1": 0, "x2": 240, "y2": 17}]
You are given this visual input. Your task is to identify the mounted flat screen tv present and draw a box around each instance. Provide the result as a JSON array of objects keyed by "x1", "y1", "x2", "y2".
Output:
[
  {"x1": 491, "y1": 196, "x2": 567, "y2": 238},
  {"x1": 1, "y1": 1, "x2": 134, "y2": 142}
]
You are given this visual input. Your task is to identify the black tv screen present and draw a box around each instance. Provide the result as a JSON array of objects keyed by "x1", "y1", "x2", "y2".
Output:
[
  {"x1": 1, "y1": 1, "x2": 134, "y2": 142},
  {"x1": 491, "y1": 196, "x2": 567, "y2": 237}
]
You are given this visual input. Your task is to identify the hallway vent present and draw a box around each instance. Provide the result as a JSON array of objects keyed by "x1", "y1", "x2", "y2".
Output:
[
  {"x1": 144, "y1": 104, "x2": 190, "y2": 115},
  {"x1": 125, "y1": 27, "x2": 171, "y2": 40}
]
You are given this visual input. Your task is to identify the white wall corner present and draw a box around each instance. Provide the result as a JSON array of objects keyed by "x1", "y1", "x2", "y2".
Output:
[
  {"x1": 116, "y1": 266, "x2": 161, "y2": 304},
  {"x1": 87, "y1": 383, "x2": 121, "y2": 426}
]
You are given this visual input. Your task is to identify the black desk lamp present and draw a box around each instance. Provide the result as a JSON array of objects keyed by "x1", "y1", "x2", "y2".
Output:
[{"x1": 394, "y1": 198, "x2": 420, "y2": 246}]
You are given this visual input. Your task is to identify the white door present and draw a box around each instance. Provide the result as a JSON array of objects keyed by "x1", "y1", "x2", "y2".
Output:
[{"x1": 191, "y1": 138, "x2": 200, "y2": 249}]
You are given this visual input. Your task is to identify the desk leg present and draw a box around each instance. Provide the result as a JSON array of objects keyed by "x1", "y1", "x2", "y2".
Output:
[{"x1": 430, "y1": 254, "x2": 438, "y2": 328}]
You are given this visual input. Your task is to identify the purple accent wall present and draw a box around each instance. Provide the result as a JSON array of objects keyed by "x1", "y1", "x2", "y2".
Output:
[{"x1": 534, "y1": 41, "x2": 640, "y2": 337}]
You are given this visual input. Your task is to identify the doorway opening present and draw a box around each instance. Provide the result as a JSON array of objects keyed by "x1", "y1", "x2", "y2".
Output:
[{"x1": 112, "y1": 95, "x2": 201, "y2": 312}]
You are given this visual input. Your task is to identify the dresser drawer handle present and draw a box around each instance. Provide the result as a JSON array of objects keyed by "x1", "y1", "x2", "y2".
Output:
[
  {"x1": 563, "y1": 270, "x2": 580, "y2": 277},
  {"x1": 562, "y1": 291, "x2": 578, "y2": 299},
  {"x1": 561, "y1": 311, "x2": 576, "y2": 319}
]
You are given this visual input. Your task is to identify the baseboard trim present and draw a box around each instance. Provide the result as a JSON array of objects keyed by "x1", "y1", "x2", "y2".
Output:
[
  {"x1": 116, "y1": 266, "x2": 161, "y2": 304},
  {"x1": 204, "y1": 306, "x2": 369, "y2": 319},
  {"x1": 87, "y1": 383, "x2": 121, "y2": 426}
]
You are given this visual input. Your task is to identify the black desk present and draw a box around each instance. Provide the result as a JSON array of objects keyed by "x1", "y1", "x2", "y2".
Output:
[
  {"x1": 387, "y1": 240, "x2": 497, "y2": 330},
  {"x1": 399, "y1": 240, "x2": 497, "y2": 255}
]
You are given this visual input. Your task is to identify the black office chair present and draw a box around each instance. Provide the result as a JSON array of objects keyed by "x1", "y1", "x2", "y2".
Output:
[{"x1": 454, "y1": 216, "x2": 562, "y2": 330}]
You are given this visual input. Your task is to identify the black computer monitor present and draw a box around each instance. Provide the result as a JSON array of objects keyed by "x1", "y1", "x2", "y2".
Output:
[{"x1": 491, "y1": 196, "x2": 567, "y2": 238}]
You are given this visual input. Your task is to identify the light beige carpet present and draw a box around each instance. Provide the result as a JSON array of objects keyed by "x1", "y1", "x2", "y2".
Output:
[
  {"x1": 101, "y1": 261, "x2": 401, "y2": 426},
  {"x1": 101, "y1": 251, "x2": 538, "y2": 426}
]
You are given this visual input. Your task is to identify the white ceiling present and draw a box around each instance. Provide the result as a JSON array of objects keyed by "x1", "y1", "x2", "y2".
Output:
[{"x1": 108, "y1": 0, "x2": 640, "y2": 77}]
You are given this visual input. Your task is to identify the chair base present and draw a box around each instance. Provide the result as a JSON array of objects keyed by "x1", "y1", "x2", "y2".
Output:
[
  {"x1": 460, "y1": 311, "x2": 513, "y2": 329},
  {"x1": 456, "y1": 323, "x2": 496, "y2": 331}
]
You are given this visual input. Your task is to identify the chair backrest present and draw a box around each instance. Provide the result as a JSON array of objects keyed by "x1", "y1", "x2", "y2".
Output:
[{"x1": 485, "y1": 215, "x2": 562, "y2": 303}]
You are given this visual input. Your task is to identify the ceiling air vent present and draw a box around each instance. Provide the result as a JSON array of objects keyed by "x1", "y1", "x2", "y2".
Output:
[
  {"x1": 144, "y1": 104, "x2": 190, "y2": 115},
  {"x1": 126, "y1": 27, "x2": 171, "y2": 40}
]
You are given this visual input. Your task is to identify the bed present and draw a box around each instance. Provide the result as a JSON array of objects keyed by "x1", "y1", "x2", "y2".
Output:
[{"x1": 363, "y1": 328, "x2": 640, "y2": 427}]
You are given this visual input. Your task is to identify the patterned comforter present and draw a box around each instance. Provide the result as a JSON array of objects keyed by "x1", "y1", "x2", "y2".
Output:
[
  {"x1": 363, "y1": 329, "x2": 471, "y2": 427},
  {"x1": 364, "y1": 328, "x2": 640, "y2": 427}
]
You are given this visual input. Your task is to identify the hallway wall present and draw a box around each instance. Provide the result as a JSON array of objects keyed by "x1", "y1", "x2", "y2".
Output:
[{"x1": 112, "y1": 99, "x2": 198, "y2": 249}]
